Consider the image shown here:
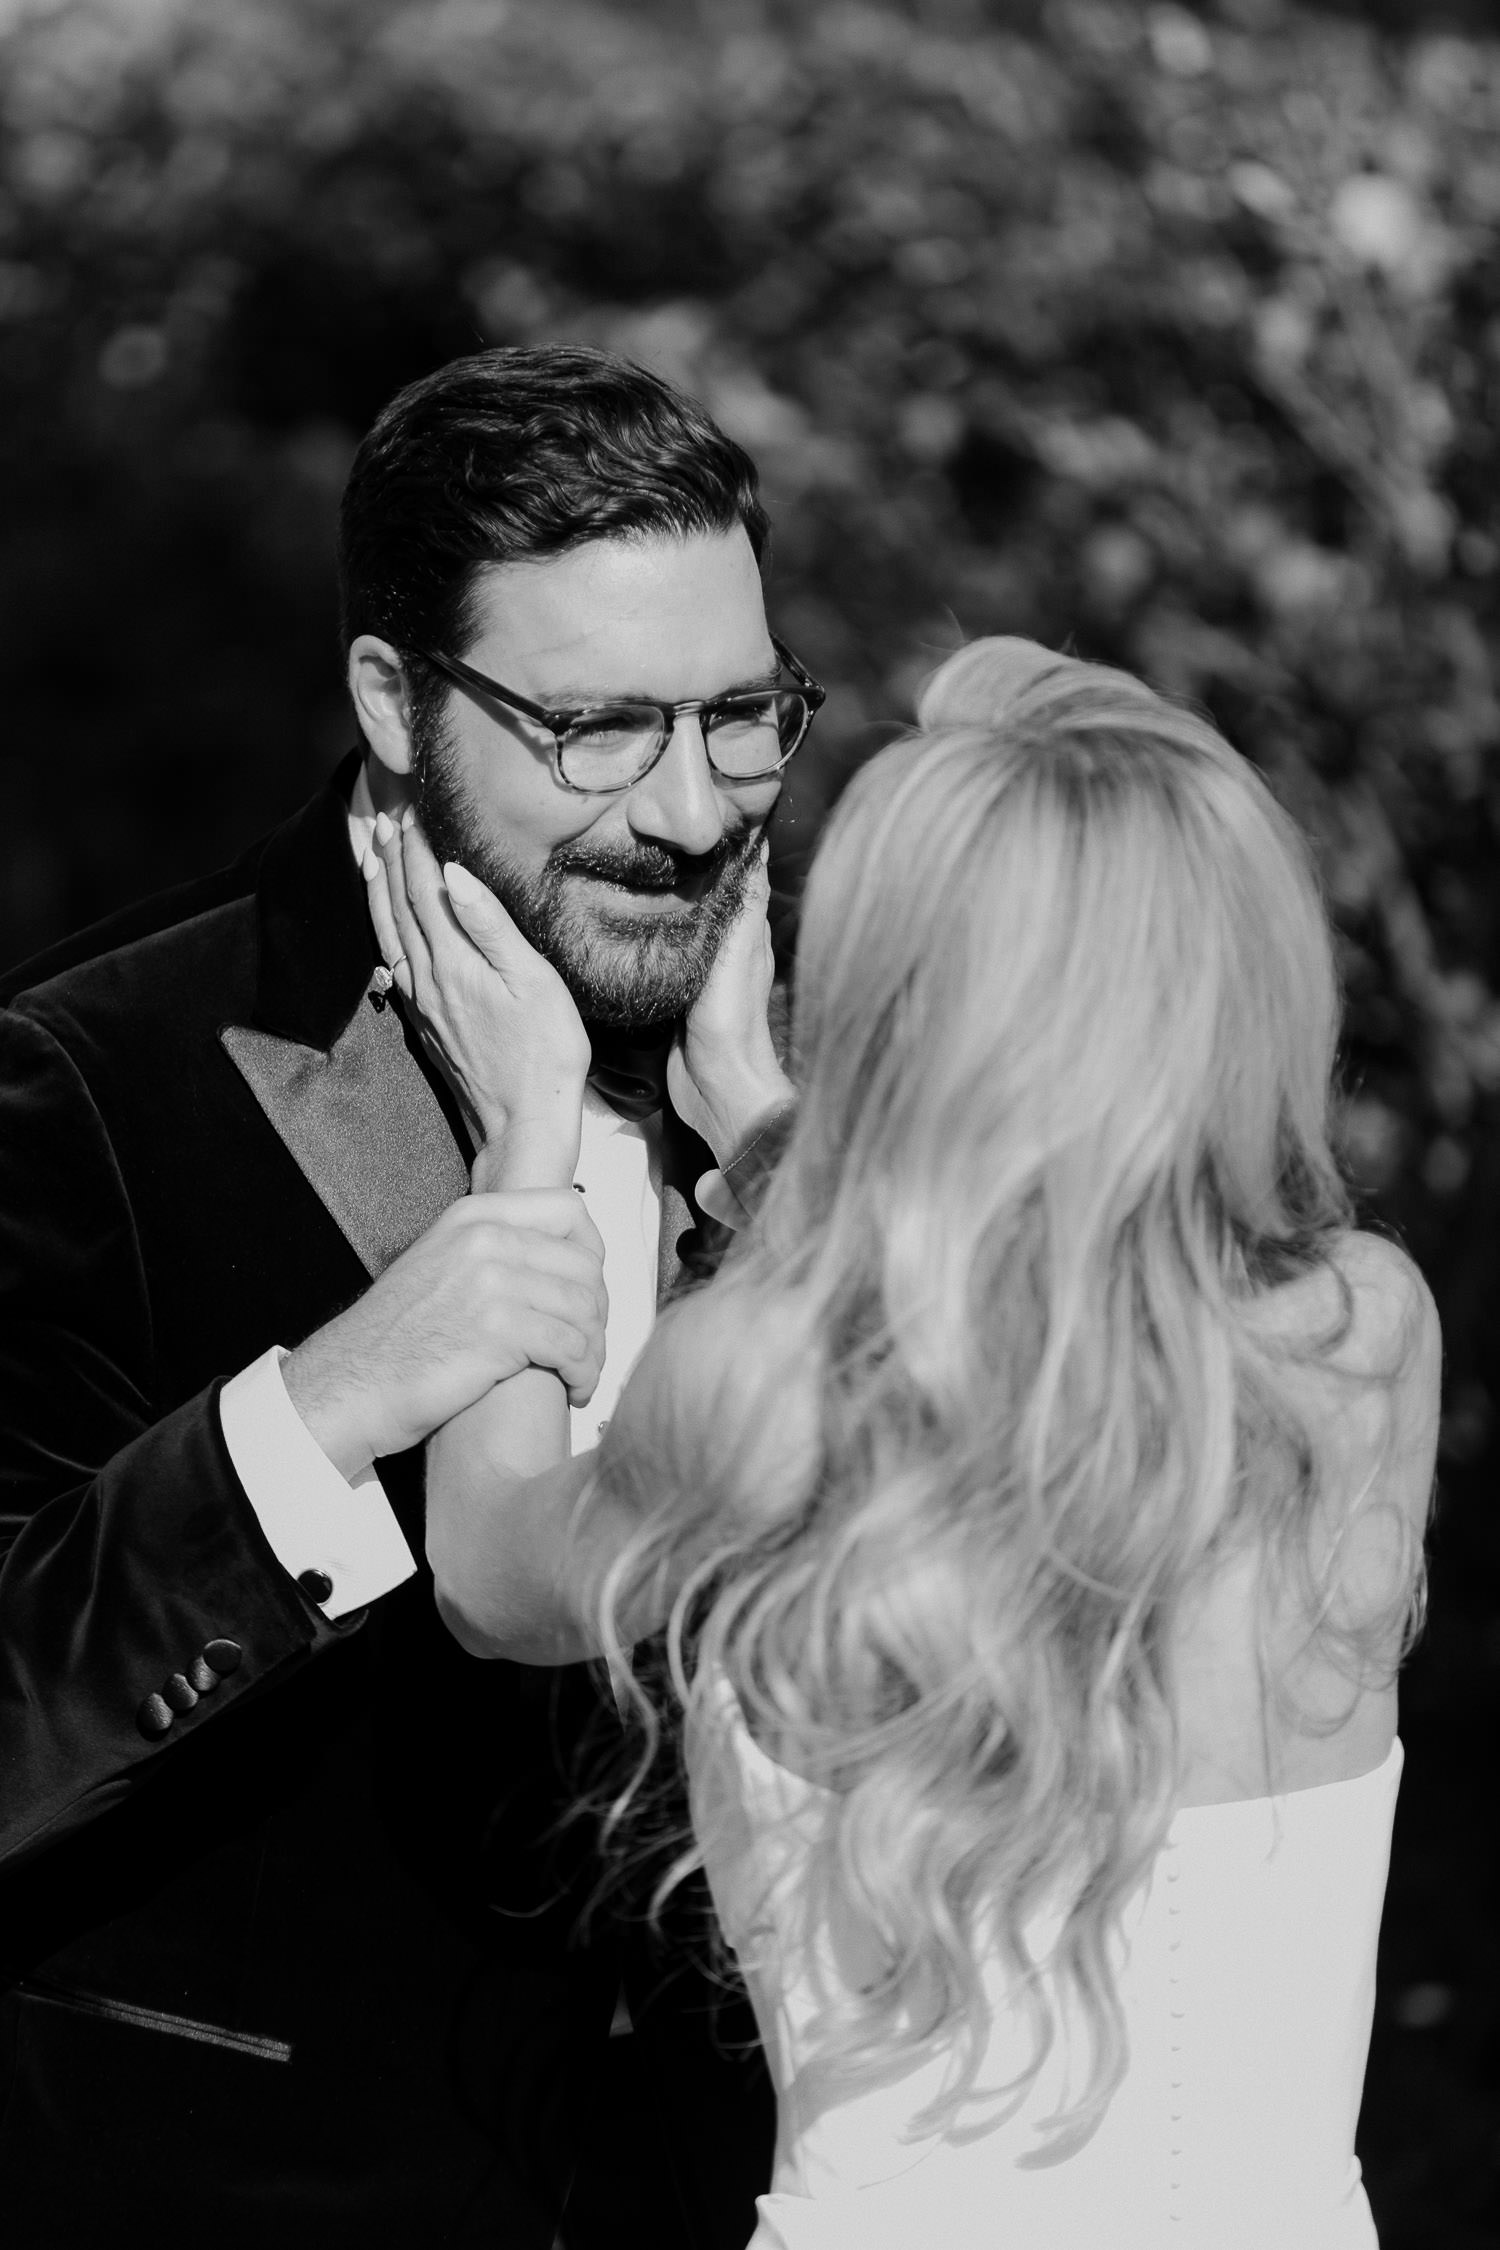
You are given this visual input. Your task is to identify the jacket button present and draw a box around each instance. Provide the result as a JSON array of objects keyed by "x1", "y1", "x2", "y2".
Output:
[
  {"x1": 297, "y1": 1568, "x2": 334, "y2": 1605},
  {"x1": 136, "y1": 1692, "x2": 174, "y2": 1739},
  {"x1": 188, "y1": 1654, "x2": 219, "y2": 1694},
  {"x1": 161, "y1": 1672, "x2": 199, "y2": 1714},
  {"x1": 201, "y1": 1639, "x2": 243, "y2": 1677}
]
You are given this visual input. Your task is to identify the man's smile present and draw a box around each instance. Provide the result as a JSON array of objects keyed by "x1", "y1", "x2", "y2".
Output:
[
  {"x1": 551, "y1": 832, "x2": 755, "y2": 921},
  {"x1": 572, "y1": 875, "x2": 703, "y2": 918}
]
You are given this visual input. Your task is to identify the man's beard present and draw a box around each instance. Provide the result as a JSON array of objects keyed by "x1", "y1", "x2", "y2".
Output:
[{"x1": 415, "y1": 726, "x2": 764, "y2": 1030}]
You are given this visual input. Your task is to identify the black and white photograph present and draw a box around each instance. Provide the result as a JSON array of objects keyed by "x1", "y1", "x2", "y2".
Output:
[{"x1": 0, "y1": 2, "x2": 1496, "y2": 2244}]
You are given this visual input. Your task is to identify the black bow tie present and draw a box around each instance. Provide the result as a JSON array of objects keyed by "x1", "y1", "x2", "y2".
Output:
[{"x1": 585, "y1": 1024, "x2": 674, "y2": 1123}]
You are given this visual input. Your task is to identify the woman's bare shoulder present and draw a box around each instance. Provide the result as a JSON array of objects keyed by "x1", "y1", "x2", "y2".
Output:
[
  {"x1": 1246, "y1": 1230, "x2": 1440, "y2": 1525},
  {"x1": 1181, "y1": 1234, "x2": 1442, "y2": 1791},
  {"x1": 1249, "y1": 1229, "x2": 1438, "y2": 1380},
  {"x1": 1324, "y1": 1229, "x2": 1441, "y2": 1391},
  {"x1": 1277, "y1": 1242, "x2": 1439, "y2": 1557}
]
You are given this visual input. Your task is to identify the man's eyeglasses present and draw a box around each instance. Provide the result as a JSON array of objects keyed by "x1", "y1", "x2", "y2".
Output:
[{"x1": 409, "y1": 635, "x2": 826, "y2": 796}]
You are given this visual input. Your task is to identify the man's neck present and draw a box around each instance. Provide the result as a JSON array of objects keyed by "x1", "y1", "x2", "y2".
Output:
[{"x1": 585, "y1": 1021, "x2": 674, "y2": 1122}]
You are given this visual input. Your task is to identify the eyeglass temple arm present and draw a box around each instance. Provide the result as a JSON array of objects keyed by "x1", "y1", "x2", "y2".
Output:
[
  {"x1": 771, "y1": 636, "x2": 826, "y2": 704},
  {"x1": 413, "y1": 648, "x2": 565, "y2": 732}
]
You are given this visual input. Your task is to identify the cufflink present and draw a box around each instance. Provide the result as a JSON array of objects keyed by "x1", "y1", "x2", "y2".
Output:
[{"x1": 297, "y1": 1567, "x2": 334, "y2": 1606}]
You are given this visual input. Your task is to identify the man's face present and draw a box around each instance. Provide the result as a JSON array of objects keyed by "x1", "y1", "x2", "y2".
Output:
[{"x1": 415, "y1": 527, "x2": 782, "y2": 1029}]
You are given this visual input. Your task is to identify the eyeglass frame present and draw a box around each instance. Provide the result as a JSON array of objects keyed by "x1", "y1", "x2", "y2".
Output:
[{"x1": 406, "y1": 634, "x2": 826, "y2": 796}]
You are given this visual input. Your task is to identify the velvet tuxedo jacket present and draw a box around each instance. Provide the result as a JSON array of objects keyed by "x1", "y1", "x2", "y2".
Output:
[{"x1": 0, "y1": 757, "x2": 772, "y2": 2247}]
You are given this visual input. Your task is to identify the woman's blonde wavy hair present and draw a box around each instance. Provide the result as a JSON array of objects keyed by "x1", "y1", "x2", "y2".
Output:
[{"x1": 586, "y1": 636, "x2": 1422, "y2": 2147}]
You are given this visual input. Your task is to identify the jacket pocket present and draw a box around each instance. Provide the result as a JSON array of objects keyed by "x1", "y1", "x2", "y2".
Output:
[{"x1": 13, "y1": 1977, "x2": 292, "y2": 2062}]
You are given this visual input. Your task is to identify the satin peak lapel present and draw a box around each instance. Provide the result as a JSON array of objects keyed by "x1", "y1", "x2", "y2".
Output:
[{"x1": 221, "y1": 992, "x2": 469, "y2": 1280}]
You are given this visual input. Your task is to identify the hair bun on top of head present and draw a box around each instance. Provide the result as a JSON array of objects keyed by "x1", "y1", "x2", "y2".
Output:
[{"x1": 914, "y1": 635, "x2": 1073, "y2": 731}]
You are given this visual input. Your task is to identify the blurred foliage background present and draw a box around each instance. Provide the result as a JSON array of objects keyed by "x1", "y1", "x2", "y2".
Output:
[{"x1": 1, "y1": 0, "x2": 1497, "y2": 2236}]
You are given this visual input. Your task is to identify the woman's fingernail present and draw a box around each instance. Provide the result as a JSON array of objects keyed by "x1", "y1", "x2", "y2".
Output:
[
  {"x1": 401, "y1": 806, "x2": 415, "y2": 831},
  {"x1": 374, "y1": 812, "x2": 393, "y2": 845},
  {"x1": 444, "y1": 861, "x2": 481, "y2": 901},
  {"x1": 361, "y1": 849, "x2": 379, "y2": 880}
]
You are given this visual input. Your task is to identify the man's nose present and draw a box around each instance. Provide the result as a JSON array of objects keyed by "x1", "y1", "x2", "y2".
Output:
[{"x1": 625, "y1": 712, "x2": 730, "y2": 858}]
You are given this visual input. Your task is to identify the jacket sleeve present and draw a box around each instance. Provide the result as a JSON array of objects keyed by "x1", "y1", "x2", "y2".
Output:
[{"x1": 0, "y1": 1007, "x2": 330, "y2": 1870}]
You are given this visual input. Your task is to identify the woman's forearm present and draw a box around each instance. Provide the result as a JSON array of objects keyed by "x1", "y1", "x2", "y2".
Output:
[
  {"x1": 428, "y1": 1098, "x2": 723, "y2": 1665},
  {"x1": 426, "y1": 1386, "x2": 596, "y2": 1662},
  {"x1": 425, "y1": 1381, "x2": 675, "y2": 1665},
  {"x1": 425, "y1": 1111, "x2": 597, "y2": 1659},
  {"x1": 429, "y1": 1123, "x2": 584, "y2": 1660}
]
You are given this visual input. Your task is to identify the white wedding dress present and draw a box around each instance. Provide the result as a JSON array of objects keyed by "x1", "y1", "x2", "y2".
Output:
[{"x1": 689, "y1": 1679, "x2": 1400, "y2": 2250}]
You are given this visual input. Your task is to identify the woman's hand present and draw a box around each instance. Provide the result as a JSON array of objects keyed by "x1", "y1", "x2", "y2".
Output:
[
  {"x1": 667, "y1": 840, "x2": 795, "y2": 1168},
  {"x1": 364, "y1": 811, "x2": 590, "y2": 1190}
]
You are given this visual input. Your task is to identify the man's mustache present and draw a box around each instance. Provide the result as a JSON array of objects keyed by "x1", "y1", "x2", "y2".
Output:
[{"x1": 547, "y1": 830, "x2": 758, "y2": 894}]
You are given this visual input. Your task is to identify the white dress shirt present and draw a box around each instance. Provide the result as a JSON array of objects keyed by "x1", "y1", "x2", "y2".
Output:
[
  {"x1": 217, "y1": 767, "x2": 661, "y2": 1619},
  {"x1": 569, "y1": 1087, "x2": 663, "y2": 1456},
  {"x1": 218, "y1": 1346, "x2": 418, "y2": 1616}
]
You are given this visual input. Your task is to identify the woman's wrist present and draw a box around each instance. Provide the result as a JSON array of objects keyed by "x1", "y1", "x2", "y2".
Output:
[
  {"x1": 696, "y1": 1067, "x2": 796, "y2": 1170},
  {"x1": 472, "y1": 1111, "x2": 583, "y2": 1195}
]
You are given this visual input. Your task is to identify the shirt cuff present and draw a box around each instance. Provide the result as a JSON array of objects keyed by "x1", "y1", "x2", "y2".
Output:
[{"x1": 218, "y1": 1346, "x2": 418, "y2": 1620}]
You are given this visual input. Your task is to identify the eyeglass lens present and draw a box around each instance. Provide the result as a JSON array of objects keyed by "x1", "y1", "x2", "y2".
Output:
[{"x1": 558, "y1": 691, "x2": 810, "y2": 789}]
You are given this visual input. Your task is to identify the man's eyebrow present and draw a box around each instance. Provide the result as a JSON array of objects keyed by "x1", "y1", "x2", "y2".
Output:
[{"x1": 540, "y1": 664, "x2": 782, "y2": 707}]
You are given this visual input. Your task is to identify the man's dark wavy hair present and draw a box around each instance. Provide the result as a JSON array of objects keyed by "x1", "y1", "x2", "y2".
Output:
[{"x1": 338, "y1": 344, "x2": 771, "y2": 728}]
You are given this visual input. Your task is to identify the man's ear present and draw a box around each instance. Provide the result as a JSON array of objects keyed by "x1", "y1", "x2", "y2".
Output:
[{"x1": 347, "y1": 635, "x2": 417, "y2": 777}]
